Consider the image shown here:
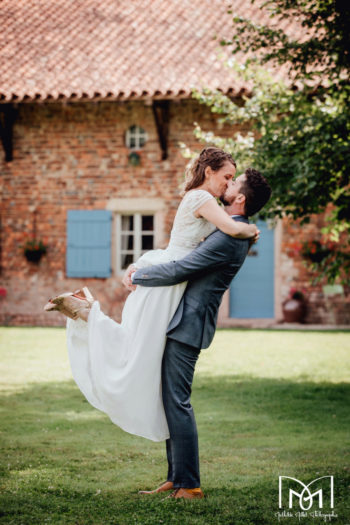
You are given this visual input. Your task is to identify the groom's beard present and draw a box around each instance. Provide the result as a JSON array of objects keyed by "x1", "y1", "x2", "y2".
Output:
[{"x1": 220, "y1": 195, "x2": 232, "y2": 207}]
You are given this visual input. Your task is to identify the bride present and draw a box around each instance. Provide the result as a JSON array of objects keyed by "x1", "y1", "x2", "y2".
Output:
[{"x1": 44, "y1": 147, "x2": 258, "y2": 441}]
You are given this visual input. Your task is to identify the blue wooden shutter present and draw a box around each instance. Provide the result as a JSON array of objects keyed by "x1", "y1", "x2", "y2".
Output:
[{"x1": 66, "y1": 210, "x2": 112, "y2": 278}]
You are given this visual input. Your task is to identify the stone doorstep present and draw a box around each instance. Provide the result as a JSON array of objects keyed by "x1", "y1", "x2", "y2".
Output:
[
  {"x1": 268, "y1": 323, "x2": 350, "y2": 330},
  {"x1": 218, "y1": 319, "x2": 350, "y2": 330}
]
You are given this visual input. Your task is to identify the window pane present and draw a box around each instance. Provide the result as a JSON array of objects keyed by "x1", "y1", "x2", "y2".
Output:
[
  {"x1": 121, "y1": 253, "x2": 134, "y2": 269},
  {"x1": 138, "y1": 134, "x2": 146, "y2": 148},
  {"x1": 121, "y1": 215, "x2": 134, "y2": 231},
  {"x1": 142, "y1": 215, "x2": 154, "y2": 231},
  {"x1": 121, "y1": 234, "x2": 133, "y2": 250},
  {"x1": 142, "y1": 235, "x2": 154, "y2": 250}
]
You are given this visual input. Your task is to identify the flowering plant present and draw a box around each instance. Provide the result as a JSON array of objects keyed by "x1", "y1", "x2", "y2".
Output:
[
  {"x1": 289, "y1": 287, "x2": 305, "y2": 301},
  {"x1": 301, "y1": 240, "x2": 334, "y2": 263},
  {"x1": 23, "y1": 238, "x2": 48, "y2": 263},
  {"x1": 23, "y1": 239, "x2": 47, "y2": 254},
  {"x1": 287, "y1": 241, "x2": 302, "y2": 258}
]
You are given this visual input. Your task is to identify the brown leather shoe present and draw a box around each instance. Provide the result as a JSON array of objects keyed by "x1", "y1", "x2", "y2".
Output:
[
  {"x1": 138, "y1": 481, "x2": 174, "y2": 495},
  {"x1": 166, "y1": 487, "x2": 204, "y2": 499}
]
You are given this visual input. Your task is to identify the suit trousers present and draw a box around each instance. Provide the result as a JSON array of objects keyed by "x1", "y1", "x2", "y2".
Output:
[{"x1": 161, "y1": 337, "x2": 201, "y2": 488}]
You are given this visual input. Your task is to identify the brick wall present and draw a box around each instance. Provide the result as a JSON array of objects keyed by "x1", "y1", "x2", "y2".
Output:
[
  {"x1": 1, "y1": 99, "x2": 348, "y2": 326},
  {"x1": 280, "y1": 214, "x2": 350, "y2": 325}
]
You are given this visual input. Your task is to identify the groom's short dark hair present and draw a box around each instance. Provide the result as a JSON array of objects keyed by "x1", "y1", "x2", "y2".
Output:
[{"x1": 241, "y1": 168, "x2": 271, "y2": 216}]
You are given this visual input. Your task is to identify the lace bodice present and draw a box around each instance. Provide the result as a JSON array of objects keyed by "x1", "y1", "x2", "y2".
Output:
[
  {"x1": 167, "y1": 190, "x2": 216, "y2": 252},
  {"x1": 135, "y1": 189, "x2": 216, "y2": 267}
]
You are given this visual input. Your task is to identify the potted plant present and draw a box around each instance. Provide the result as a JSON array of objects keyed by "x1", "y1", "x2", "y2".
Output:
[
  {"x1": 23, "y1": 239, "x2": 48, "y2": 263},
  {"x1": 282, "y1": 288, "x2": 307, "y2": 323}
]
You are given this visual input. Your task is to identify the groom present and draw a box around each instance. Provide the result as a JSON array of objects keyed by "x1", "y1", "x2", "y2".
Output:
[{"x1": 124, "y1": 168, "x2": 271, "y2": 499}]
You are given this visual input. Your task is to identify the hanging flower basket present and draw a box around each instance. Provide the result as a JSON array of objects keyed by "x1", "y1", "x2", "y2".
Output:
[
  {"x1": 301, "y1": 240, "x2": 333, "y2": 264},
  {"x1": 23, "y1": 239, "x2": 47, "y2": 263}
]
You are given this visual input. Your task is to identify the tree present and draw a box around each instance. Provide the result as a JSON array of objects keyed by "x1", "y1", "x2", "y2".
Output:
[{"x1": 189, "y1": 0, "x2": 350, "y2": 284}]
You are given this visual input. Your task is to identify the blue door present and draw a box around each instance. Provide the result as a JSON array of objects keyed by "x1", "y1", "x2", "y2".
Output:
[{"x1": 229, "y1": 220, "x2": 274, "y2": 318}]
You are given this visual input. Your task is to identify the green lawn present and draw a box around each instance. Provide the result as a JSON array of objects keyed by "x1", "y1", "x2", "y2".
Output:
[{"x1": 0, "y1": 327, "x2": 349, "y2": 524}]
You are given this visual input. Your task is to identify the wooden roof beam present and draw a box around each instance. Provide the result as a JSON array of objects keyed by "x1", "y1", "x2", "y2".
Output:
[
  {"x1": 0, "y1": 104, "x2": 17, "y2": 162},
  {"x1": 152, "y1": 100, "x2": 170, "y2": 161}
]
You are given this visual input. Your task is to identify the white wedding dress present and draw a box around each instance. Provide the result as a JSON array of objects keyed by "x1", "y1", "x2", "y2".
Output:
[{"x1": 66, "y1": 189, "x2": 216, "y2": 441}]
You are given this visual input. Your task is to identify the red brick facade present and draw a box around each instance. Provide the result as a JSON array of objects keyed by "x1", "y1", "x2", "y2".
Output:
[
  {"x1": 1, "y1": 99, "x2": 349, "y2": 326},
  {"x1": 280, "y1": 215, "x2": 350, "y2": 325}
]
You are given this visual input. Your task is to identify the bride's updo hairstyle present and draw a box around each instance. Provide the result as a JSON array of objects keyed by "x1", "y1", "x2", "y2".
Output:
[{"x1": 184, "y1": 147, "x2": 236, "y2": 193}]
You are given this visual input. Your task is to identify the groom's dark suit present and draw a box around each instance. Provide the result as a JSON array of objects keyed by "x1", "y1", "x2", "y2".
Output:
[{"x1": 132, "y1": 216, "x2": 250, "y2": 488}]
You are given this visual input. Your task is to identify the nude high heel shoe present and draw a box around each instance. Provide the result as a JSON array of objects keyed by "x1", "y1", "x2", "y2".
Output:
[{"x1": 44, "y1": 287, "x2": 94, "y2": 322}]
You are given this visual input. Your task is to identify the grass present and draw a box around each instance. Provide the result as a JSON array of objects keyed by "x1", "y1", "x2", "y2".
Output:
[{"x1": 0, "y1": 327, "x2": 349, "y2": 524}]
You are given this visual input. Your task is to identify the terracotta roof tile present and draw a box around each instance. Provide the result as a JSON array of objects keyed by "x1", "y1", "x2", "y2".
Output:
[{"x1": 0, "y1": 0, "x2": 299, "y2": 102}]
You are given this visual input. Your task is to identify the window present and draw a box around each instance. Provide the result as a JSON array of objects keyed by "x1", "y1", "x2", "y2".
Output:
[
  {"x1": 65, "y1": 201, "x2": 165, "y2": 278},
  {"x1": 107, "y1": 197, "x2": 165, "y2": 276},
  {"x1": 125, "y1": 125, "x2": 147, "y2": 150},
  {"x1": 116, "y1": 213, "x2": 155, "y2": 273}
]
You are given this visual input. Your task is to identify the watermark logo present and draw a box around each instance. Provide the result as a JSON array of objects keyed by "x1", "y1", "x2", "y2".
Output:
[
  {"x1": 276, "y1": 476, "x2": 338, "y2": 522},
  {"x1": 279, "y1": 476, "x2": 334, "y2": 510}
]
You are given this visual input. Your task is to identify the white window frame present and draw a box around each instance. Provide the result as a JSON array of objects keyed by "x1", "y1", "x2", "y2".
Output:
[
  {"x1": 116, "y1": 213, "x2": 155, "y2": 274},
  {"x1": 125, "y1": 125, "x2": 147, "y2": 150},
  {"x1": 106, "y1": 198, "x2": 166, "y2": 276}
]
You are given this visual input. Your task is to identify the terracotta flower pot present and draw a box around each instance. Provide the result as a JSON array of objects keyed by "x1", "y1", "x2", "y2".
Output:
[{"x1": 282, "y1": 298, "x2": 306, "y2": 323}]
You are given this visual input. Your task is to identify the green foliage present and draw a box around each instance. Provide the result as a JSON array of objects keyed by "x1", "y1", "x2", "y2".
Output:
[
  {"x1": 190, "y1": 0, "x2": 350, "y2": 284},
  {"x1": 224, "y1": 0, "x2": 350, "y2": 84},
  {"x1": 192, "y1": 65, "x2": 350, "y2": 225}
]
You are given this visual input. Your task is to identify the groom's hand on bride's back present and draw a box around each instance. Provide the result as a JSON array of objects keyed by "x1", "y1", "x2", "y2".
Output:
[
  {"x1": 249, "y1": 228, "x2": 260, "y2": 247},
  {"x1": 122, "y1": 264, "x2": 137, "y2": 291}
]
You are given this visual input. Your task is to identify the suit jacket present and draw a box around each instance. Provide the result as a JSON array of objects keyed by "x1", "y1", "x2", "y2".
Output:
[{"x1": 132, "y1": 216, "x2": 250, "y2": 349}]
